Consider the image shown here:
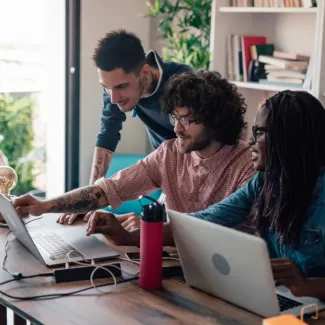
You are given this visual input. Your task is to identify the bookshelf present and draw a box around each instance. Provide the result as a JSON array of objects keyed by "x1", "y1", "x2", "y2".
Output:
[
  {"x1": 219, "y1": 7, "x2": 318, "y2": 13},
  {"x1": 209, "y1": 0, "x2": 325, "y2": 135}
]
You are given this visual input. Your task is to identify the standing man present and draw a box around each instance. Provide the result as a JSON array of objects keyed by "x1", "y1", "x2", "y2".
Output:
[{"x1": 61, "y1": 29, "x2": 192, "y2": 223}]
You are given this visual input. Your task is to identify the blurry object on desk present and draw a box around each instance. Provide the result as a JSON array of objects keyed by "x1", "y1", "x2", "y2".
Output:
[
  {"x1": 263, "y1": 314, "x2": 307, "y2": 325},
  {"x1": 263, "y1": 303, "x2": 318, "y2": 324},
  {"x1": 0, "y1": 166, "x2": 18, "y2": 222}
]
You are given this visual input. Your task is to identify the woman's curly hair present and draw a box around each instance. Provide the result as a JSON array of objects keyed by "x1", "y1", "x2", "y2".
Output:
[{"x1": 160, "y1": 70, "x2": 247, "y2": 145}]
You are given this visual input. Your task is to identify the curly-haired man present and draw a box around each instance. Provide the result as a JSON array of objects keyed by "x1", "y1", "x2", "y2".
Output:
[{"x1": 14, "y1": 71, "x2": 256, "y2": 246}]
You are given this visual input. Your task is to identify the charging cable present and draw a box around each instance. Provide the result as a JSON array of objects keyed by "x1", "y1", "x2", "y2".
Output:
[
  {"x1": 2, "y1": 217, "x2": 43, "y2": 278},
  {"x1": 65, "y1": 250, "x2": 140, "y2": 294}
]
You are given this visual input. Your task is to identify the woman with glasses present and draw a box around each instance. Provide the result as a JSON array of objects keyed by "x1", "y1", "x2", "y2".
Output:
[{"x1": 193, "y1": 90, "x2": 325, "y2": 300}]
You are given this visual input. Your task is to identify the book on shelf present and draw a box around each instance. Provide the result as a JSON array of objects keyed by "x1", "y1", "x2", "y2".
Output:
[
  {"x1": 265, "y1": 69, "x2": 306, "y2": 79},
  {"x1": 228, "y1": 34, "x2": 244, "y2": 81},
  {"x1": 259, "y1": 79, "x2": 303, "y2": 88},
  {"x1": 226, "y1": 34, "x2": 312, "y2": 89},
  {"x1": 273, "y1": 50, "x2": 310, "y2": 61},
  {"x1": 251, "y1": 44, "x2": 274, "y2": 61},
  {"x1": 266, "y1": 75, "x2": 303, "y2": 84},
  {"x1": 227, "y1": 34, "x2": 269, "y2": 81},
  {"x1": 229, "y1": 0, "x2": 317, "y2": 7},
  {"x1": 258, "y1": 55, "x2": 309, "y2": 70},
  {"x1": 241, "y1": 36, "x2": 266, "y2": 81}
]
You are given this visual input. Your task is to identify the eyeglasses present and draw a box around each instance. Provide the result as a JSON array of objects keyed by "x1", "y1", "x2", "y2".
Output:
[
  {"x1": 169, "y1": 114, "x2": 197, "y2": 130},
  {"x1": 252, "y1": 126, "x2": 267, "y2": 143}
]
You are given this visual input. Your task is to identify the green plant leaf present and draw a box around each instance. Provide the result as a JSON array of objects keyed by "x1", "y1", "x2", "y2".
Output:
[{"x1": 141, "y1": 0, "x2": 211, "y2": 69}]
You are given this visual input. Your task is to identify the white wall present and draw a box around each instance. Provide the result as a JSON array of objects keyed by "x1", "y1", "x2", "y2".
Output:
[{"x1": 79, "y1": 0, "x2": 153, "y2": 186}]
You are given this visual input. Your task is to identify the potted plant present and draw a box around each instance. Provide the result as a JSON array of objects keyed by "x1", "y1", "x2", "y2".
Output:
[{"x1": 144, "y1": 0, "x2": 212, "y2": 69}]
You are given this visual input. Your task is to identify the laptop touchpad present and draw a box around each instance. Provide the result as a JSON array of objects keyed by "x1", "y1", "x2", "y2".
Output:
[{"x1": 60, "y1": 232, "x2": 118, "y2": 258}]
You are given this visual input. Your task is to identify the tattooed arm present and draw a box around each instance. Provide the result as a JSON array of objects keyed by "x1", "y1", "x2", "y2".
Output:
[
  {"x1": 14, "y1": 185, "x2": 109, "y2": 217},
  {"x1": 48, "y1": 185, "x2": 108, "y2": 213},
  {"x1": 89, "y1": 147, "x2": 113, "y2": 185},
  {"x1": 56, "y1": 147, "x2": 113, "y2": 224}
]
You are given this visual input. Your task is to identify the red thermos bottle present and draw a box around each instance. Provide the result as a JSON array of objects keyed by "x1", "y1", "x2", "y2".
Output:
[{"x1": 139, "y1": 195, "x2": 165, "y2": 290}]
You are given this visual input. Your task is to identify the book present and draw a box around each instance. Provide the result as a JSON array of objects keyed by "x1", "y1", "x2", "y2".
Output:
[
  {"x1": 241, "y1": 35, "x2": 266, "y2": 81},
  {"x1": 266, "y1": 70, "x2": 306, "y2": 79},
  {"x1": 303, "y1": 54, "x2": 314, "y2": 89},
  {"x1": 266, "y1": 75, "x2": 303, "y2": 84},
  {"x1": 263, "y1": 315, "x2": 307, "y2": 325},
  {"x1": 258, "y1": 55, "x2": 309, "y2": 70},
  {"x1": 227, "y1": 34, "x2": 234, "y2": 80},
  {"x1": 302, "y1": 0, "x2": 313, "y2": 7},
  {"x1": 273, "y1": 51, "x2": 310, "y2": 61},
  {"x1": 251, "y1": 44, "x2": 274, "y2": 61},
  {"x1": 232, "y1": 35, "x2": 243, "y2": 81},
  {"x1": 259, "y1": 79, "x2": 302, "y2": 88}
]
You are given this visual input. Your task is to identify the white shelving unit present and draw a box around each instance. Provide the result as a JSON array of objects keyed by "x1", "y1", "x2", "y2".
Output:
[
  {"x1": 219, "y1": 7, "x2": 318, "y2": 13},
  {"x1": 209, "y1": 0, "x2": 325, "y2": 133}
]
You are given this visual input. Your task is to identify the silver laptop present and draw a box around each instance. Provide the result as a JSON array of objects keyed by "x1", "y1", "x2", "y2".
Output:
[
  {"x1": 168, "y1": 209, "x2": 325, "y2": 318},
  {"x1": 0, "y1": 194, "x2": 119, "y2": 266}
]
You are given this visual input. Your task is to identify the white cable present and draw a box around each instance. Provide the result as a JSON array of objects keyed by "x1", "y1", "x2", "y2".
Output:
[
  {"x1": 119, "y1": 256, "x2": 140, "y2": 265},
  {"x1": 65, "y1": 251, "x2": 139, "y2": 294},
  {"x1": 162, "y1": 257, "x2": 180, "y2": 262},
  {"x1": 64, "y1": 251, "x2": 178, "y2": 294},
  {"x1": 89, "y1": 265, "x2": 117, "y2": 294}
]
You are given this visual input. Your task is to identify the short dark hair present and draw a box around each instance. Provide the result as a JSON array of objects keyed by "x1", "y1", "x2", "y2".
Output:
[
  {"x1": 160, "y1": 70, "x2": 246, "y2": 145},
  {"x1": 93, "y1": 29, "x2": 146, "y2": 74},
  {"x1": 250, "y1": 91, "x2": 325, "y2": 248}
]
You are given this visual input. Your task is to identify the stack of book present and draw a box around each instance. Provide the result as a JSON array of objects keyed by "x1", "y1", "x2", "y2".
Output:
[
  {"x1": 228, "y1": 35, "x2": 273, "y2": 82},
  {"x1": 258, "y1": 52, "x2": 310, "y2": 88},
  {"x1": 230, "y1": 0, "x2": 317, "y2": 7},
  {"x1": 227, "y1": 34, "x2": 312, "y2": 89}
]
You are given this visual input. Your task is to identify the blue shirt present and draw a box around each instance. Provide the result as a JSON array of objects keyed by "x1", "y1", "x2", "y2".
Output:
[
  {"x1": 96, "y1": 51, "x2": 192, "y2": 152},
  {"x1": 193, "y1": 173, "x2": 325, "y2": 278}
]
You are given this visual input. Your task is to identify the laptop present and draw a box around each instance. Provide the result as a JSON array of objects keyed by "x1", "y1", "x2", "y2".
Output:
[
  {"x1": 168, "y1": 209, "x2": 325, "y2": 318},
  {"x1": 0, "y1": 194, "x2": 119, "y2": 267}
]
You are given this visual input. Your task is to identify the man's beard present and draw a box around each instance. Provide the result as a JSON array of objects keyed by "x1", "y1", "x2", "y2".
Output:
[{"x1": 179, "y1": 129, "x2": 214, "y2": 153}]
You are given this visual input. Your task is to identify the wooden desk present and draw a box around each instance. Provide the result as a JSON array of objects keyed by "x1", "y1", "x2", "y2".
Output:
[{"x1": 0, "y1": 214, "x2": 324, "y2": 325}]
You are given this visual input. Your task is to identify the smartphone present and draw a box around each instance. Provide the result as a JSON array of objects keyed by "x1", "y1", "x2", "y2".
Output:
[{"x1": 125, "y1": 251, "x2": 170, "y2": 260}]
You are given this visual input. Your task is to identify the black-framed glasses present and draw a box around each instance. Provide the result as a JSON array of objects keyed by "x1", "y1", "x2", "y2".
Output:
[
  {"x1": 169, "y1": 114, "x2": 197, "y2": 130},
  {"x1": 252, "y1": 126, "x2": 267, "y2": 143}
]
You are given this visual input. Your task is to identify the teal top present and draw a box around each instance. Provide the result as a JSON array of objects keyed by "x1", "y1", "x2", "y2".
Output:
[{"x1": 193, "y1": 173, "x2": 325, "y2": 277}]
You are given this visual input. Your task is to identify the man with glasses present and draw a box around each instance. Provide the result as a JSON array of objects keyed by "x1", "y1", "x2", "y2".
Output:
[
  {"x1": 59, "y1": 29, "x2": 192, "y2": 224},
  {"x1": 14, "y1": 70, "x2": 256, "y2": 243}
]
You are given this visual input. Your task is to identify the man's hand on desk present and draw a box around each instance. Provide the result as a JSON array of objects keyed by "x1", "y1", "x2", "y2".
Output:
[
  {"x1": 13, "y1": 194, "x2": 48, "y2": 217},
  {"x1": 56, "y1": 211, "x2": 94, "y2": 225},
  {"x1": 87, "y1": 210, "x2": 138, "y2": 246}
]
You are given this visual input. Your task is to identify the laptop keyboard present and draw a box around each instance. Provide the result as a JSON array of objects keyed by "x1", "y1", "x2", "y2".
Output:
[
  {"x1": 31, "y1": 233, "x2": 81, "y2": 260},
  {"x1": 277, "y1": 294, "x2": 303, "y2": 311}
]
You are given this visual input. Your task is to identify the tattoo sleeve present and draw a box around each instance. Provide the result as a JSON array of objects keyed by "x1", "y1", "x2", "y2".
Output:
[
  {"x1": 47, "y1": 185, "x2": 109, "y2": 214},
  {"x1": 89, "y1": 147, "x2": 113, "y2": 185}
]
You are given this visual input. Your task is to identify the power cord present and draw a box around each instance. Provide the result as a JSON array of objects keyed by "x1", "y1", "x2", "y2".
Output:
[
  {"x1": 2, "y1": 217, "x2": 43, "y2": 278},
  {"x1": 1, "y1": 218, "x2": 180, "y2": 300},
  {"x1": 0, "y1": 247, "x2": 139, "y2": 300},
  {"x1": 0, "y1": 274, "x2": 133, "y2": 300},
  {"x1": 65, "y1": 250, "x2": 140, "y2": 294}
]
